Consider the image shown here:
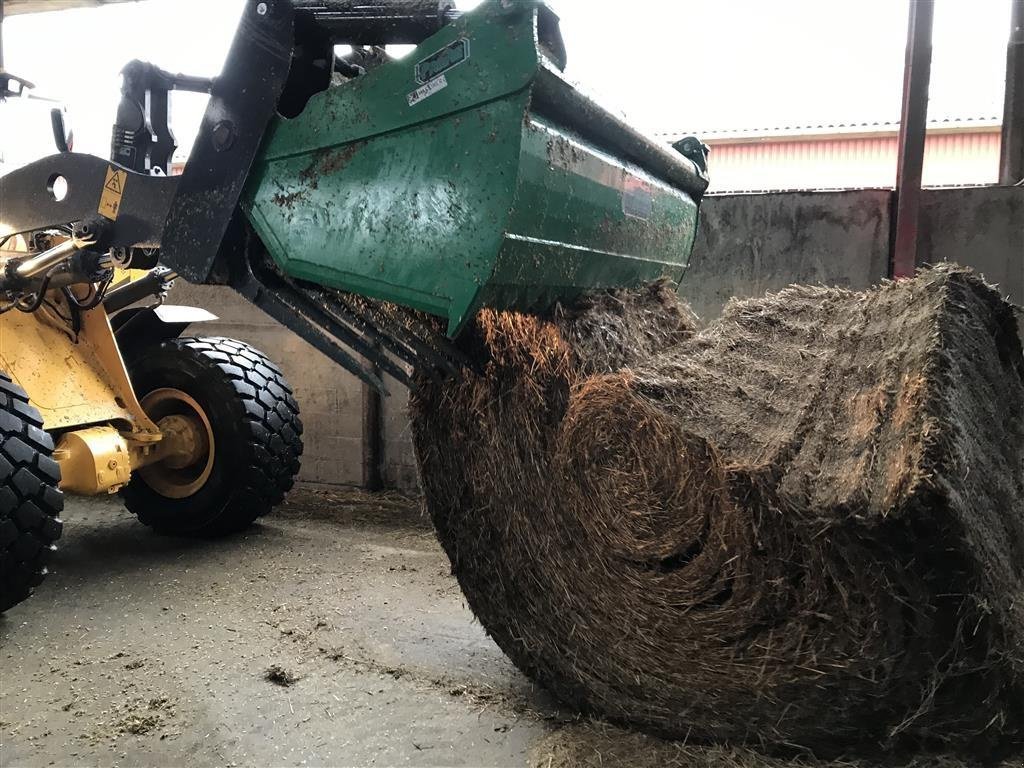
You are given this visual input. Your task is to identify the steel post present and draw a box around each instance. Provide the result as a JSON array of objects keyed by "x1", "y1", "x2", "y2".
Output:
[
  {"x1": 362, "y1": 352, "x2": 384, "y2": 492},
  {"x1": 1000, "y1": 0, "x2": 1024, "y2": 185},
  {"x1": 892, "y1": 0, "x2": 935, "y2": 279}
]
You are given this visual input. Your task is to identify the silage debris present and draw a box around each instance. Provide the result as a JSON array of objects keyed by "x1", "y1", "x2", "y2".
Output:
[{"x1": 411, "y1": 266, "x2": 1024, "y2": 758}]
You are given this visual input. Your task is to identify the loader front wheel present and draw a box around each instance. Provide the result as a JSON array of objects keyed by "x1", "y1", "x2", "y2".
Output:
[
  {"x1": 123, "y1": 338, "x2": 303, "y2": 537},
  {"x1": 0, "y1": 372, "x2": 64, "y2": 613}
]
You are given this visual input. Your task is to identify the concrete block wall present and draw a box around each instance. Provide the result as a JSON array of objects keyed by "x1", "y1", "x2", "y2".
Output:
[
  {"x1": 682, "y1": 190, "x2": 892, "y2": 321},
  {"x1": 381, "y1": 371, "x2": 419, "y2": 492},
  {"x1": 684, "y1": 186, "x2": 1023, "y2": 322},
  {"x1": 919, "y1": 186, "x2": 1023, "y2": 309},
  {"x1": 166, "y1": 186, "x2": 1023, "y2": 493}
]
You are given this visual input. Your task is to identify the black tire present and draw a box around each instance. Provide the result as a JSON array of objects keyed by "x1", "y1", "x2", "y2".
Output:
[
  {"x1": 0, "y1": 372, "x2": 63, "y2": 613},
  {"x1": 122, "y1": 337, "x2": 303, "y2": 537}
]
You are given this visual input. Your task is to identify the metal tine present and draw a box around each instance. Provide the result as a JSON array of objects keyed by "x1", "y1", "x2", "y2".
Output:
[
  {"x1": 314, "y1": 291, "x2": 447, "y2": 385},
  {"x1": 239, "y1": 244, "x2": 411, "y2": 391},
  {"x1": 274, "y1": 280, "x2": 415, "y2": 388},
  {"x1": 382, "y1": 304, "x2": 476, "y2": 373},
  {"x1": 255, "y1": 290, "x2": 391, "y2": 395},
  {"x1": 304, "y1": 285, "x2": 424, "y2": 372},
  {"x1": 332, "y1": 293, "x2": 464, "y2": 378},
  {"x1": 355, "y1": 295, "x2": 474, "y2": 376},
  {"x1": 282, "y1": 283, "x2": 425, "y2": 388}
]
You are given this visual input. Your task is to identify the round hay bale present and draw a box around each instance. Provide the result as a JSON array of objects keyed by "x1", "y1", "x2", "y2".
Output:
[{"x1": 411, "y1": 268, "x2": 1024, "y2": 757}]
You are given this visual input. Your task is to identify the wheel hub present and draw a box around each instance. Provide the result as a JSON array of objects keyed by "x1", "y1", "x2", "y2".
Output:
[
  {"x1": 139, "y1": 388, "x2": 215, "y2": 499},
  {"x1": 156, "y1": 413, "x2": 209, "y2": 470}
]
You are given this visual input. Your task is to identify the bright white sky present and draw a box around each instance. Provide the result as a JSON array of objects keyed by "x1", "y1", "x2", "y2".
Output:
[{"x1": 0, "y1": 0, "x2": 1013, "y2": 168}]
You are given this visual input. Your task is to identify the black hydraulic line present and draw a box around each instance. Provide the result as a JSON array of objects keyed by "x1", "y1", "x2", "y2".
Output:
[
  {"x1": 13, "y1": 274, "x2": 53, "y2": 314},
  {"x1": 50, "y1": 109, "x2": 69, "y2": 152},
  {"x1": 65, "y1": 273, "x2": 114, "y2": 312}
]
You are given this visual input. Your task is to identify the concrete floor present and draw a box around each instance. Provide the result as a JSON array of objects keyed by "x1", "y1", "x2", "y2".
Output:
[
  {"x1": 0, "y1": 487, "x2": 577, "y2": 768},
  {"x1": 2, "y1": 488, "x2": 1004, "y2": 768}
]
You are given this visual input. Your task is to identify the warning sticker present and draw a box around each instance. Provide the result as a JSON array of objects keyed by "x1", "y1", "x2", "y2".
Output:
[
  {"x1": 407, "y1": 74, "x2": 448, "y2": 107},
  {"x1": 98, "y1": 166, "x2": 127, "y2": 220}
]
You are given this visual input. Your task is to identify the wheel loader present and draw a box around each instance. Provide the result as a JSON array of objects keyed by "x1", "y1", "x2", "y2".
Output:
[{"x1": 0, "y1": 0, "x2": 709, "y2": 613}]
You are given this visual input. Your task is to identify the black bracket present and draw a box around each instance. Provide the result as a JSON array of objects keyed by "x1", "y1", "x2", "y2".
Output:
[
  {"x1": 110, "y1": 61, "x2": 213, "y2": 174},
  {"x1": 159, "y1": 0, "x2": 295, "y2": 284},
  {"x1": 50, "y1": 109, "x2": 71, "y2": 153},
  {"x1": 0, "y1": 71, "x2": 34, "y2": 100},
  {"x1": 0, "y1": 153, "x2": 179, "y2": 248},
  {"x1": 673, "y1": 136, "x2": 711, "y2": 178}
]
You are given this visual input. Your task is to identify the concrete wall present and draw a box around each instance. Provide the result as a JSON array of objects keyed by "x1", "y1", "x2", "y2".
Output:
[
  {"x1": 682, "y1": 190, "x2": 892, "y2": 321},
  {"x1": 381, "y1": 373, "x2": 419, "y2": 492},
  {"x1": 919, "y1": 186, "x2": 1023, "y2": 308},
  {"x1": 167, "y1": 185, "x2": 1023, "y2": 494},
  {"x1": 683, "y1": 186, "x2": 1023, "y2": 322}
]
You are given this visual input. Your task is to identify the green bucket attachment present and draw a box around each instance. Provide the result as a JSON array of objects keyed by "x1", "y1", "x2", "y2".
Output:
[{"x1": 243, "y1": 0, "x2": 708, "y2": 336}]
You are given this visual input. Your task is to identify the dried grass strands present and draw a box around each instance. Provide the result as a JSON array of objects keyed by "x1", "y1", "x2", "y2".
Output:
[{"x1": 411, "y1": 268, "x2": 1024, "y2": 757}]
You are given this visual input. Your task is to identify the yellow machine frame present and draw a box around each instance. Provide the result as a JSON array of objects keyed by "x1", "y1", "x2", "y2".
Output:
[{"x1": 0, "y1": 235, "x2": 197, "y2": 496}]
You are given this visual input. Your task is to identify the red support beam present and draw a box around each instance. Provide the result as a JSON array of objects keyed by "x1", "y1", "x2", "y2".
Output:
[{"x1": 892, "y1": 0, "x2": 935, "y2": 280}]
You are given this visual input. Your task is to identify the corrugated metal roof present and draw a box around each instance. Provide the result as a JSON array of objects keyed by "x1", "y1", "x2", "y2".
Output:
[
  {"x1": 661, "y1": 116, "x2": 1002, "y2": 144},
  {"x1": 701, "y1": 131, "x2": 1001, "y2": 194},
  {"x1": 4, "y1": 0, "x2": 140, "y2": 16}
]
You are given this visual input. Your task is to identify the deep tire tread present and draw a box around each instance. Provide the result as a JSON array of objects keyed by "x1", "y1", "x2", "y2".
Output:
[
  {"x1": 122, "y1": 337, "x2": 303, "y2": 537},
  {"x1": 0, "y1": 372, "x2": 63, "y2": 613}
]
